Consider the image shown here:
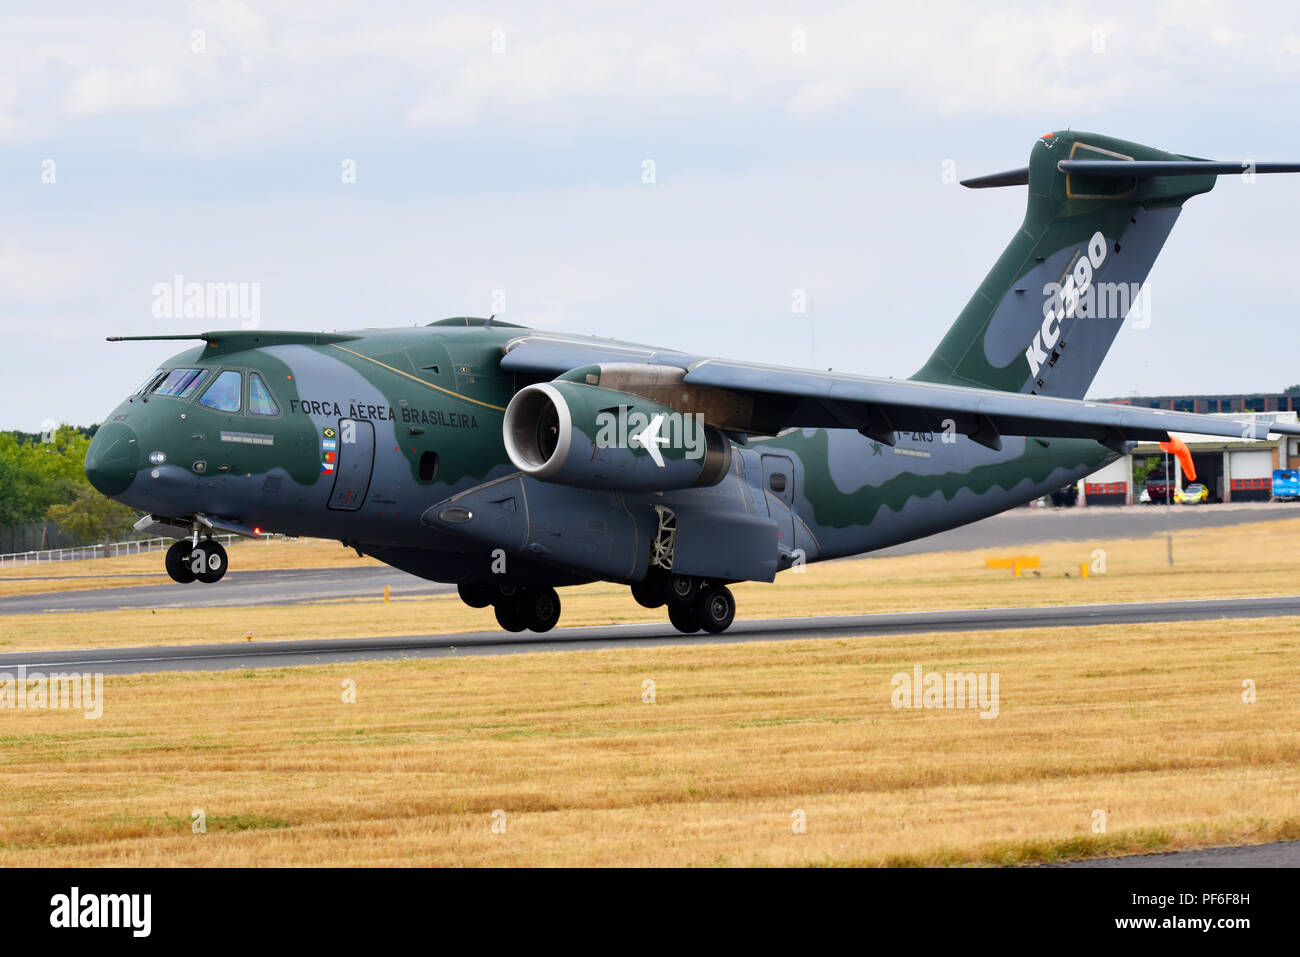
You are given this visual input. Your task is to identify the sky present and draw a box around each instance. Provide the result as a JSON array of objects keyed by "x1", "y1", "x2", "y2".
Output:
[{"x1": 3, "y1": 0, "x2": 1300, "y2": 430}]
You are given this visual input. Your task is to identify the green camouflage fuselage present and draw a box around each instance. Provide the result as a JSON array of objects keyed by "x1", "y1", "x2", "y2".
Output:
[{"x1": 87, "y1": 321, "x2": 1111, "y2": 587}]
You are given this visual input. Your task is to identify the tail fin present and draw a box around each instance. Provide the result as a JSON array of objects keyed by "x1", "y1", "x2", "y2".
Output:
[{"x1": 912, "y1": 130, "x2": 1298, "y2": 397}]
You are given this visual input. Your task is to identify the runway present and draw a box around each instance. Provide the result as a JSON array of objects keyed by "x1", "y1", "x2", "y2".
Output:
[
  {"x1": 1056, "y1": 841, "x2": 1300, "y2": 868},
  {"x1": 0, "y1": 566, "x2": 455, "y2": 615},
  {"x1": 4, "y1": 594, "x2": 1297, "y2": 675},
  {"x1": 872, "y1": 500, "x2": 1298, "y2": 555},
  {"x1": 1, "y1": 501, "x2": 1292, "y2": 616}
]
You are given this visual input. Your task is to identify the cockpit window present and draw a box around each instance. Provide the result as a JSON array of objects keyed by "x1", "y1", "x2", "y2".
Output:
[
  {"x1": 152, "y1": 368, "x2": 207, "y2": 398},
  {"x1": 135, "y1": 369, "x2": 166, "y2": 395},
  {"x1": 248, "y1": 373, "x2": 280, "y2": 416},
  {"x1": 199, "y1": 370, "x2": 242, "y2": 412}
]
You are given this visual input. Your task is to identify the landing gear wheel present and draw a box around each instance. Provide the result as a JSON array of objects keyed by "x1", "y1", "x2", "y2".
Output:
[
  {"x1": 524, "y1": 587, "x2": 562, "y2": 633},
  {"x1": 631, "y1": 578, "x2": 665, "y2": 609},
  {"x1": 165, "y1": 540, "x2": 196, "y2": 583},
  {"x1": 666, "y1": 574, "x2": 700, "y2": 605},
  {"x1": 494, "y1": 599, "x2": 528, "y2": 633},
  {"x1": 458, "y1": 582, "x2": 493, "y2": 608},
  {"x1": 698, "y1": 585, "x2": 735, "y2": 634},
  {"x1": 668, "y1": 601, "x2": 702, "y2": 634},
  {"x1": 193, "y1": 540, "x2": 228, "y2": 583}
]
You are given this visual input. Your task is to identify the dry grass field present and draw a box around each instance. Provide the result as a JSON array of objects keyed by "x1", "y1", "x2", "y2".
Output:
[
  {"x1": 1, "y1": 617, "x2": 1297, "y2": 866},
  {"x1": 2, "y1": 517, "x2": 1299, "y2": 653},
  {"x1": 2, "y1": 516, "x2": 1297, "y2": 866}
]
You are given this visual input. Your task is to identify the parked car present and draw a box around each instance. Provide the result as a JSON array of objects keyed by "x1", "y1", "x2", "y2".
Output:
[{"x1": 1176, "y1": 483, "x2": 1209, "y2": 504}]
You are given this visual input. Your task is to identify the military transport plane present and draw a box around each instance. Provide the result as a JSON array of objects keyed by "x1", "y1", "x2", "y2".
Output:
[{"x1": 86, "y1": 131, "x2": 1300, "y2": 635}]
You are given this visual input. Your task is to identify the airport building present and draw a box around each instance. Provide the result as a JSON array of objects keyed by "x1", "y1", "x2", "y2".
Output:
[
  {"x1": 1079, "y1": 406, "x2": 1300, "y2": 506},
  {"x1": 1100, "y1": 390, "x2": 1300, "y2": 415}
]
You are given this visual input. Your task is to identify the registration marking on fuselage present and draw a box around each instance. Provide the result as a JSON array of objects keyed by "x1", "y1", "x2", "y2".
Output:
[{"x1": 220, "y1": 431, "x2": 275, "y2": 446}]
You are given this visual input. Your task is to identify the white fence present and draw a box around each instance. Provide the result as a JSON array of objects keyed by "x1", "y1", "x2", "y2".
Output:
[{"x1": 0, "y1": 533, "x2": 286, "y2": 568}]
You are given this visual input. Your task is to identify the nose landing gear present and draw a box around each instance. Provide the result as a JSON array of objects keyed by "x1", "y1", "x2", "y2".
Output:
[
  {"x1": 164, "y1": 540, "x2": 196, "y2": 583},
  {"x1": 164, "y1": 538, "x2": 228, "y2": 584}
]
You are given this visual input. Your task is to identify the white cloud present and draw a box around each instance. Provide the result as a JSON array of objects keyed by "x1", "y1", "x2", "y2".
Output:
[
  {"x1": 0, "y1": 2, "x2": 1294, "y2": 147},
  {"x1": 788, "y1": 81, "x2": 850, "y2": 117},
  {"x1": 0, "y1": 84, "x2": 22, "y2": 141},
  {"x1": 65, "y1": 66, "x2": 188, "y2": 116},
  {"x1": 188, "y1": 0, "x2": 265, "y2": 47}
]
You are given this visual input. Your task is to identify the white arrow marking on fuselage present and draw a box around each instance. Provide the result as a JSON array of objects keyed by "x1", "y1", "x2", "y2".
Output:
[{"x1": 632, "y1": 413, "x2": 668, "y2": 467}]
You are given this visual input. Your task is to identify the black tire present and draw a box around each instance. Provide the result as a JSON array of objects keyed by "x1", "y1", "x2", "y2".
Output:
[
  {"x1": 494, "y1": 601, "x2": 528, "y2": 633},
  {"x1": 666, "y1": 574, "x2": 700, "y2": 605},
  {"x1": 194, "y1": 541, "x2": 228, "y2": 583},
  {"x1": 698, "y1": 585, "x2": 735, "y2": 634},
  {"x1": 525, "y1": 587, "x2": 561, "y2": 633},
  {"x1": 668, "y1": 601, "x2": 702, "y2": 634},
  {"x1": 165, "y1": 540, "x2": 196, "y2": 584},
  {"x1": 631, "y1": 578, "x2": 665, "y2": 609},
  {"x1": 458, "y1": 582, "x2": 493, "y2": 608}
]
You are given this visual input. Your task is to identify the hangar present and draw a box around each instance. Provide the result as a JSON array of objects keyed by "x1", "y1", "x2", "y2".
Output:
[{"x1": 1080, "y1": 411, "x2": 1300, "y2": 505}]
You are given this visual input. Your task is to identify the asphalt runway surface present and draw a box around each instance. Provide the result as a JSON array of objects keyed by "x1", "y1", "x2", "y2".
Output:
[
  {"x1": 0, "y1": 565, "x2": 456, "y2": 615},
  {"x1": 1, "y1": 502, "x2": 1293, "y2": 616},
  {"x1": 872, "y1": 500, "x2": 1296, "y2": 555},
  {"x1": 1056, "y1": 841, "x2": 1300, "y2": 867},
  {"x1": 5, "y1": 594, "x2": 1298, "y2": 676}
]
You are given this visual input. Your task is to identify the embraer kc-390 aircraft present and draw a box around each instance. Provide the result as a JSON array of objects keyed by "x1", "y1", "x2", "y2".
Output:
[{"x1": 85, "y1": 131, "x2": 1300, "y2": 635}]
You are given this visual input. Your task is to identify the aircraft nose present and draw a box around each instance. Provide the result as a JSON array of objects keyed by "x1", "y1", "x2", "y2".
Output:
[{"x1": 85, "y1": 422, "x2": 140, "y2": 498}]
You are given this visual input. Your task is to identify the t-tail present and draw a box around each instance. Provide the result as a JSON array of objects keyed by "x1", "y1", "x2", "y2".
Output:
[{"x1": 912, "y1": 130, "x2": 1300, "y2": 398}]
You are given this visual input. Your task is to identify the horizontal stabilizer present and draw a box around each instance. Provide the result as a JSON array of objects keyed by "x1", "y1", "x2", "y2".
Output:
[
  {"x1": 959, "y1": 167, "x2": 1030, "y2": 189},
  {"x1": 964, "y1": 158, "x2": 1300, "y2": 188},
  {"x1": 1058, "y1": 159, "x2": 1300, "y2": 177}
]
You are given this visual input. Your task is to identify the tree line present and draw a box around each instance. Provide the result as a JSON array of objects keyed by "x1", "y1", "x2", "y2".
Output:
[{"x1": 0, "y1": 426, "x2": 140, "y2": 547}]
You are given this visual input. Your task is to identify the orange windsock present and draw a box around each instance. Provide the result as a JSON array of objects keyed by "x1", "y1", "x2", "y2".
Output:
[{"x1": 1159, "y1": 435, "x2": 1196, "y2": 482}]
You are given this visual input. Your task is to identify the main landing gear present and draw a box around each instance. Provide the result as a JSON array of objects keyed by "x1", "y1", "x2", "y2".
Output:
[
  {"x1": 633, "y1": 573, "x2": 736, "y2": 635},
  {"x1": 458, "y1": 582, "x2": 562, "y2": 634},
  {"x1": 164, "y1": 538, "x2": 228, "y2": 584}
]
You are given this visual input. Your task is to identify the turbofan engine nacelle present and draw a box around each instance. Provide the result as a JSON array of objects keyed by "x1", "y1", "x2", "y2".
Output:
[{"x1": 503, "y1": 381, "x2": 732, "y2": 491}]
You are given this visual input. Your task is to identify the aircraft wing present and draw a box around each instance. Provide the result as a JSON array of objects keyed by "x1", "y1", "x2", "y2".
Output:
[
  {"x1": 500, "y1": 333, "x2": 700, "y2": 370},
  {"x1": 500, "y1": 333, "x2": 1300, "y2": 448}
]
